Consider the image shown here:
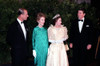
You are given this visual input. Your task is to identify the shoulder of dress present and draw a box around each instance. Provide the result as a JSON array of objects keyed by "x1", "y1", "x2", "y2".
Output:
[
  {"x1": 48, "y1": 25, "x2": 54, "y2": 30},
  {"x1": 50, "y1": 24, "x2": 54, "y2": 28},
  {"x1": 43, "y1": 27, "x2": 47, "y2": 31},
  {"x1": 62, "y1": 26, "x2": 68, "y2": 32},
  {"x1": 33, "y1": 26, "x2": 38, "y2": 31}
]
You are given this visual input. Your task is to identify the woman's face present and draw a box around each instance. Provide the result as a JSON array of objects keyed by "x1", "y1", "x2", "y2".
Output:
[
  {"x1": 37, "y1": 17, "x2": 45, "y2": 26},
  {"x1": 55, "y1": 18, "x2": 62, "y2": 26}
]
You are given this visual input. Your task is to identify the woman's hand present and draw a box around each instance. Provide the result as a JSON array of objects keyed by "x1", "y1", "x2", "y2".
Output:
[{"x1": 33, "y1": 50, "x2": 36, "y2": 58}]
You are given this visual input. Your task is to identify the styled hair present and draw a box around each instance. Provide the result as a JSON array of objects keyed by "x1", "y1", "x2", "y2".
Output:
[
  {"x1": 78, "y1": 8, "x2": 86, "y2": 13},
  {"x1": 52, "y1": 14, "x2": 61, "y2": 26},
  {"x1": 36, "y1": 12, "x2": 46, "y2": 21},
  {"x1": 18, "y1": 8, "x2": 27, "y2": 15}
]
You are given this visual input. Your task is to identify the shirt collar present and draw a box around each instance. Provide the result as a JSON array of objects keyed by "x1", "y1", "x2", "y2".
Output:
[
  {"x1": 78, "y1": 17, "x2": 85, "y2": 22},
  {"x1": 82, "y1": 17, "x2": 85, "y2": 22},
  {"x1": 17, "y1": 18, "x2": 23, "y2": 24}
]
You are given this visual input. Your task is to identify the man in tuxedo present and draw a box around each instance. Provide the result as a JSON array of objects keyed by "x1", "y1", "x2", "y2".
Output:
[
  {"x1": 69, "y1": 8, "x2": 94, "y2": 66},
  {"x1": 6, "y1": 8, "x2": 29, "y2": 66}
]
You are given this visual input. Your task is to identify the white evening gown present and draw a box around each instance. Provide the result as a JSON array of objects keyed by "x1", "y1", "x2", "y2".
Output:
[{"x1": 46, "y1": 25, "x2": 69, "y2": 66}]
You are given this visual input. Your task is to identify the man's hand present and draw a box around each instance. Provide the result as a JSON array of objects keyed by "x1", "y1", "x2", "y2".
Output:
[
  {"x1": 87, "y1": 44, "x2": 92, "y2": 50},
  {"x1": 70, "y1": 43, "x2": 73, "y2": 48}
]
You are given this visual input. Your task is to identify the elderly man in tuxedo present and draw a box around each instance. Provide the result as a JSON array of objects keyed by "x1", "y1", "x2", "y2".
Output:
[
  {"x1": 69, "y1": 8, "x2": 94, "y2": 66},
  {"x1": 6, "y1": 8, "x2": 29, "y2": 66}
]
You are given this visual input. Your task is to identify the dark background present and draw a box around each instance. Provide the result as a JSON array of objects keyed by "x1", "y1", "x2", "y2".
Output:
[{"x1": 0, "y1": 0, "x2": 100, "y2": 65}]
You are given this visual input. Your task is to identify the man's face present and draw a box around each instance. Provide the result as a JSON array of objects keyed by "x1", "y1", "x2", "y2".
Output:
[
  {"x1": 22, "y1": 10, "x2": 29, "y2": 21},
  {"x1": 77, "y1": 10, "x2": 85, "y2": 20}
]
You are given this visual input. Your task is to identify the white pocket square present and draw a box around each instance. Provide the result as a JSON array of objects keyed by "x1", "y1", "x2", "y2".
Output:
[{"x1": 86, "y1": 25, "x2": 89, "y2": 27}]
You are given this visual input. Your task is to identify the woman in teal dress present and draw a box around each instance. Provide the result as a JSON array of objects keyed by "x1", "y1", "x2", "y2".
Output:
[{"x1": 32, "y1": 12, "x2": 48, "y2": 66}]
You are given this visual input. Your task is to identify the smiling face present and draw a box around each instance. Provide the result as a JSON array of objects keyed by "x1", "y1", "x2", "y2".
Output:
[
  {"x1": 55, "y1": 17, "x2": 62, "y2": 26},
  {"x1": 37, "y1": 17, "x2": 45, "y2": 27},
  {"x1": 36, "y1": 13, "x2": 46, "y2": 27},
  {"x1": 77, "y1": 10, "x2": 85, "y2": 20}
]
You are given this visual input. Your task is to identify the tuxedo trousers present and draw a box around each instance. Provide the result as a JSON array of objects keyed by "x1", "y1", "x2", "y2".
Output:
[{"x1": 11, "y1": 48, "x2": 28, "y2": 66}]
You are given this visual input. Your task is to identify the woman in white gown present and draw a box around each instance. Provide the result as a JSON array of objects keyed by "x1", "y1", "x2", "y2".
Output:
[{"x1": 46, "y1": 14, "x2": 69, "y2": 66}]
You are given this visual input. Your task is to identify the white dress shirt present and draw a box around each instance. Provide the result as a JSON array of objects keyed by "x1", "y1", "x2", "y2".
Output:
[
  {"x1": 78, "y1": 18, "x2": 84, "y2": 33},
  {"x1": 17, "y1": 18, "x2": 26, "y2": 39}
]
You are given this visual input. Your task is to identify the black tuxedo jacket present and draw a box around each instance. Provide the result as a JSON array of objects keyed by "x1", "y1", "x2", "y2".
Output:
[
  {"x1": 70, "y1": 18, "x2": 94, "y2": 50},
  {"x1": 6, "y1": 20, "x2": 28, "y2": 56}
]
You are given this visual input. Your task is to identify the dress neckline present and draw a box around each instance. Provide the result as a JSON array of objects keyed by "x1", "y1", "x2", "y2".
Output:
[{"x1": 37, "y1": 26, "x2": 44, "y2": 29}]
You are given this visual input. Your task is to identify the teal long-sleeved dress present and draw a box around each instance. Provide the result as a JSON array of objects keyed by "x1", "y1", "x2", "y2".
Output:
[{"x1": 32, "y1": 26, "x2": 48, "y2": 66}]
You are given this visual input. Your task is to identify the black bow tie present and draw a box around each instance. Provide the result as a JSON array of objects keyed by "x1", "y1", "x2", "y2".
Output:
[
  {"x1": 78, "y1": 19, "x2": 83, "y2": 22},
  {"x1": 21, "y1": 22, "x2": 24, "y2": 24}
]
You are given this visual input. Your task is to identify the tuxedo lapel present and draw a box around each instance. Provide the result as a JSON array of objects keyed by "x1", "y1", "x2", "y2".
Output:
[
  {"x1": 16, "y1": 21, "x2": 26, "y2": 40},
  {"x1": 81, "y1": 19, "x2": 87, "y2": 33},
  {"x1": 77, "y1": 21, "x2": 80, "y2": 33},
  {"x1": 24, "y1": 23, "x2": 28, "y2": 40},
  {"x1": 76, "y1": 19, "x2": 81, "y2": 34}
]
